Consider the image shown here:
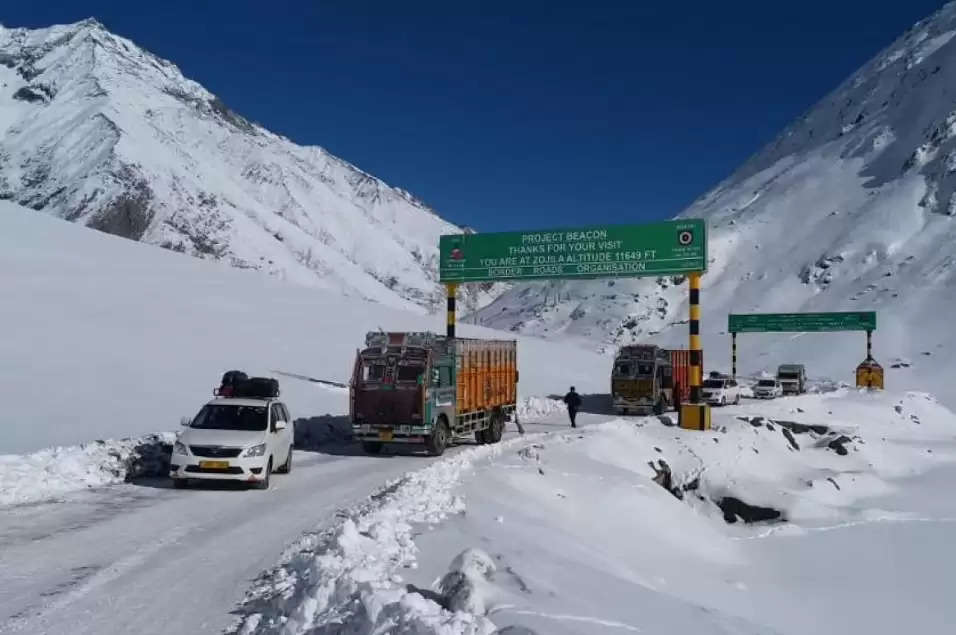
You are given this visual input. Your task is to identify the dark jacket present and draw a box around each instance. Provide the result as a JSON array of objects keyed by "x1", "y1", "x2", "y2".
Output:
[{"x1": 563, "y1": 391, "x2": 582, "y2": 410}]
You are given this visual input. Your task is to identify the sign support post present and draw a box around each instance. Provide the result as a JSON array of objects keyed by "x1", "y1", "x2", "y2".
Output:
[
  {"x1": 866, "y1": 329, "x2": 872, "y2": 360},
  {"x1": 446, "y1": 283, "x2": 458, "y2": 338},
  {"x1": 731, "y1": 332, "x2": 737, "y2": 380},
  {"x1": 680, "y1": 272, "x2": 711, "y2": 430}
]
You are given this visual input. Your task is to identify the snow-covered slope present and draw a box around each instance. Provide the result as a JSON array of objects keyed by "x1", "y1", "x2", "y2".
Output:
[
  {"x1": 0, "y1": 18, "x2": 496, "y2": 314},
  {"x1": 0, "y1": 201, "x2": 607, "y2": 454},
  {"x1": 476, "y1": 3, "x2": 956, "y2": 401}
]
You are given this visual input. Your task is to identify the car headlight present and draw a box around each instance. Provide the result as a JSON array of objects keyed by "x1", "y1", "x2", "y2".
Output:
[
  {"x1": 173, "y1": 441, "x2": 188, "y2": 455},
  {"x1": 242, "y1": 443, "x2": 267, "y2": 458}
]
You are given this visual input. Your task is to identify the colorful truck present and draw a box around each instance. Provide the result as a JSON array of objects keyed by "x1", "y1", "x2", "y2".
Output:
[
  {"x1": 350, "y1": 332, "x2": 518, "y2": 455},
  {"x1": 611, "y1": 345, "x2": 691, "y2": 415}
]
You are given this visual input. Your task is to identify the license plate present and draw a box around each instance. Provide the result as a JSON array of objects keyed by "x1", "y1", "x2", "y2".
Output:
[
  {"x1": 199, "y1": 460, "x2": 230, "y2": 469},
  {"x1": 378, "y1": 430, "x2": 393, "y2": 441}
]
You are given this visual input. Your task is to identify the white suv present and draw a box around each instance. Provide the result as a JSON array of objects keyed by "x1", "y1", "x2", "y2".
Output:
[
  {"x1": 702, "y1": 377, "x2": 741, "y2": 406},
  {"x1": 170, "y1": 397, "x2": 294, "y2": 489},
  {"x1": 753, "y1": 378, "x2": 783, "y2": 399}
]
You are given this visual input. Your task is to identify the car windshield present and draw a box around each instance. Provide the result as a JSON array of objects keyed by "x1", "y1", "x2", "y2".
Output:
[
  {"x1": 703, "y1": 379, "x2": 726, "y2": 389},
  {"x1": 758, "y1": 379, "x2": 777, "y2": 387},
  {"x1": 191, "y1": 404, "x2": 267, "y2": 431}
]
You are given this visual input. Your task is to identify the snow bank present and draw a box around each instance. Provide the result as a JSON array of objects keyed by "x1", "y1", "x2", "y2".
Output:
[
  {"x1": 516, "y1": 396, "x2": 566, "y2": 420},
  {"x1": 229, "y1": 437, "x2": 535, "y2": 634},
  {"x1": 0, "y1": 432, "x2": 174, "y2": 507},
  {"x1": 402, "y1": 389, "x2": 956, "y2": 634}
]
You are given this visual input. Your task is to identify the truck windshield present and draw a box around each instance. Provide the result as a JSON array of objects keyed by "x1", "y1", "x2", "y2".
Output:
[
  {"x1": 362, "y1": 362, "x2": 386, "y2": 382},
  {"x1": 778, "y1": 372, "x2": 799, "y2": 379},
  {"x1": 396, "y1": 364, "x2": 423, "y2": 382},
  {"x1": 757, "y1": 379, "x2": 776, "y2": 387},
  {"x1": 703, "y1": 379, "x2": 726, "y2": 389},
  {"x1": 614, "y1": 362, "x2": 632, "y2": 376},
  {"x1": 635, "y1": 363, "x2": 653, "y2": 376},
  {"x1": 191, "y1": 405, "x2": 267, "y2": 431}
]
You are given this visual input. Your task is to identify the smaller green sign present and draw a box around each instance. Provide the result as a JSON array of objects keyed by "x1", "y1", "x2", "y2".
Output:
[{"x1": 728, "y1": 311, "x2": 876, "y2": 333}]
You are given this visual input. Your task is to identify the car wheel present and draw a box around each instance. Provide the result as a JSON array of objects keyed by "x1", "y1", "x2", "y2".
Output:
[
  {"x1": 173, "y1": 478, "x2": 188, "y2": 489},
  {"x1": 734, "y1": 394, "x2": 740, "y2": 405},
  {"x1": 362, "y1": 441, "x2": 384, "y2": 454},
  {"x1": 256, "y1": 458, "x2": 272, "y2": 490},
  {"x1": 276, "y1": 446, "x2": 293, "y2": 473},
  {"x1": 426, "y1": 418, "x2": 450, "y2": 456},
  {"x1": 721, "y1": 396, "x2": 727, "y2": 407}
]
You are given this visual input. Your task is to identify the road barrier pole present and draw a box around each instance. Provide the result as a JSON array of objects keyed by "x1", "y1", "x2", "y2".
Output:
[
  {"x1": 681, "y1": 272, "x2": 711, "y2": 430},
  {"x1": 732, "y1": 332, "x2": 737, "y2": 380},
  {"x1": 446, "y1": 283, "x2": 458, "y2": 338},
  {"x1": 866, "y1": 329, "x2": 872, "y2": 360}
]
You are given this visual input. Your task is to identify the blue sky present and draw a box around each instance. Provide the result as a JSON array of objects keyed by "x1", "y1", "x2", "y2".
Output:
[{"x1": 1, "y1": 1, "x2": 946, "y2": 231}]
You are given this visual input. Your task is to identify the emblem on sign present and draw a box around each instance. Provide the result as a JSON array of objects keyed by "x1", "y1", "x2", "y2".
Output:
[{"x1": 678, "y1": 230, "x2": 694, "y2": 246}]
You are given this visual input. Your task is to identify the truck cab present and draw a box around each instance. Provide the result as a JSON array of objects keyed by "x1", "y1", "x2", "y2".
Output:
[
  {"x1": 611, "y1": 345, "x2": 676, "y2": 415},
  {"x1": 776, "y1": 364, "x2": 806, "y2": 395}
]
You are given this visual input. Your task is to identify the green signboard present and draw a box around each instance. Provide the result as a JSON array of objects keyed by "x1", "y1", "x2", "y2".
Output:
[
  {"x1": 439, "y1": 219, "x2": 707, "y2": 283},
  {"x1": 728, "y1": 311, "x2": 877, "y2": 333}
]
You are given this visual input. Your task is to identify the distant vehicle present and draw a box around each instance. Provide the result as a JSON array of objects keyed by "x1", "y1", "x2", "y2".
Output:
[
  {"x1": 701, "y1": 376, "x2": 741, "y2": 406},
  {"x1": 776, "y1": 364, "x2": 807, "y2": 395},
  {"x1": 611, "y1": 345, "x2": 690, "y2": 415},
  {"x1": 170, "y1": 376, "x2": 293, "y2": 489},
  {"x1": 753, "y1": 378, "x2": 783, "y2": 399},
  {"x1": 351, "y1": 331, "x2": 517, "y2": 456}
]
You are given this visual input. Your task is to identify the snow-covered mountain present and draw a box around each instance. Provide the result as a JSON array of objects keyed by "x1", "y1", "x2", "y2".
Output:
[
  {"x1": 0, "y1": 18, "x2": 497, "y2": 313},
  {"x1": 477, "y1": 2, "x2": 956, "y2": 389}
]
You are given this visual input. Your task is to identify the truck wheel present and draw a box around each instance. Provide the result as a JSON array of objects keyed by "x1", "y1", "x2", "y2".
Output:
[
  {"x1": 475, "y1": 427, "x2": 488, "y2": 445},
  {"x1": 653, "y1": 399, "x2": 664, "y2": 415},
  {"x1": 426, "y1": 418, "x2": 450, "y2": 456},
  {"x1": 362, "y1": 441, "x2": 384, "y2": 454},
  {"x1": 488, "y1": 411, "x2": 505, "y2": 444}
]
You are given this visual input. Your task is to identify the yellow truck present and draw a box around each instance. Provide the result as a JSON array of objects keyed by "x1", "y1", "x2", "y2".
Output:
[{"x1": 350, "y1": 331, "x2": 517, "y2": 455}]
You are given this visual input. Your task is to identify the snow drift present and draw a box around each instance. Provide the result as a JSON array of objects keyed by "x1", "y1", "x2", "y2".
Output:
[{"x1": 0, "y1": 201, "x2": 609, "y2": 454}]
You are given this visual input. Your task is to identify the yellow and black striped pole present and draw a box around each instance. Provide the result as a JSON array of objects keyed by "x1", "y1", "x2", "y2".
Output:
[
  {"x1": 446, "y1": 283, "x2": 458, "y2": 338},
  {"x1": 866, "y1": 329, "x2": 872, "y2": 360},
  {"x1": 689, "y1": 272, "x2": 702, "y2": 403},
  {"x1": 680, "y1": 272, "x2": 711, "y2": 430},
  {"x1": 732, "y1": 332, "x2": 737, "y2": 380}
]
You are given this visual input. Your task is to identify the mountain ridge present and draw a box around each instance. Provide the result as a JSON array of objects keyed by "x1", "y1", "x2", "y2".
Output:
[
  {"x1": 475, "y1": 2, "x2": 956, "y2": 400},
  {"x1": 0, "y1": 18, "x2": 497, "y2": 313}
]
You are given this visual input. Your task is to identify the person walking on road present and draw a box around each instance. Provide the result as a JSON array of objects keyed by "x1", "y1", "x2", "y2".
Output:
[{"x1": 563, "y1": 386, "x2": 582, "y2": 428}]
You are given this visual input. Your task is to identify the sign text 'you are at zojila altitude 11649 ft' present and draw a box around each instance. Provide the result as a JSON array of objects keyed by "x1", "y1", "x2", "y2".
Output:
[{"x1": 439, "y1": 219, "x2": 707, "y2": 283}]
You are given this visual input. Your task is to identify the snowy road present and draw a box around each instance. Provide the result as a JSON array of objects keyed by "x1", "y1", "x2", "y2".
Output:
[
  {"x1": 0, "y1": 446, "x2": 458, "y2": 634},
  {"x1": 0, "y1": 416, "x2": 582, "y2": 635}
]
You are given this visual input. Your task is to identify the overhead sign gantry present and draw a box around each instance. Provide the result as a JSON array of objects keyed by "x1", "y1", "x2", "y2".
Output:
[
  {"x1": 727, "y1": 311, "x2": 882, "y2": 389},
  {"x1": 440, "y1": 219, "x2": 713, "y2": 430}
]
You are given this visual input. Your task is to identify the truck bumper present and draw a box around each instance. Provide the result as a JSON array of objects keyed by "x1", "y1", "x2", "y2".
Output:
[
  {"x1": 613, "y1": 399, "x2": 654, "y2": 414},
  {"x1": 352, "y1": 423, "x2": 430, "y2": 444}
]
